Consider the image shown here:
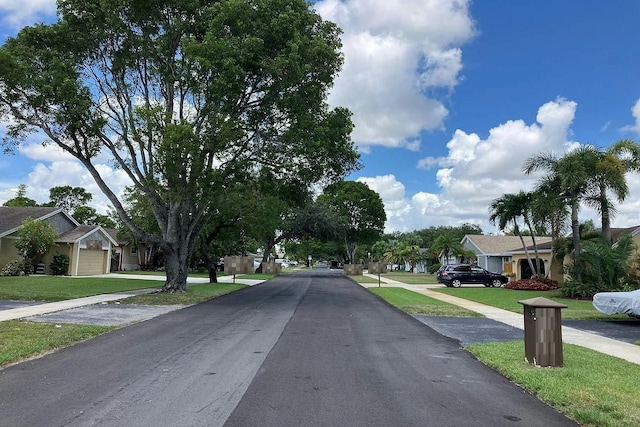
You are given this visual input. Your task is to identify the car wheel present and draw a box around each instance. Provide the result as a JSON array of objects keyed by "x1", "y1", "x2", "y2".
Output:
[
  {"x1": 491, "y1": 279, "x2": 503, "y2": 288},
  {"x1": 451, "y1": 279, "x2": 462, "y2": 288}
]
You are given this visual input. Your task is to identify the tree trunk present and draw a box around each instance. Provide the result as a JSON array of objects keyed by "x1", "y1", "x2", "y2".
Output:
[
  {"x1": 524, "y1": 218, "x2": 542, "y2": 276},
  {"x1": 162, "y1": 244, "x2": 191, "y2": 292},
  {"x1": 517, "y1": 231, "x2": 537, "y2": 278},
  {"x1": 571, "y1": 199, "x2": 582, "y2": 282},
  {"x1": 600, "y1": 184, "x2": 612, "y2": 243}
]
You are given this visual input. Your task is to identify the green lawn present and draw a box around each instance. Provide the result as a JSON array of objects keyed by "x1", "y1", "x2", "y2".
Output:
[
  {"x1": 468, "y1": 341, "x2": 640, "y2": 427},
  {"x1": 0, "y1": 276, "x2": 162, "y2": 302},
  {"x1": 0, "y1": 321, "x2": 113, "y2": 367},
  {"x1": 369, "y1": 287, "x2": 481, "y2": 317},
  {"x1": 434, "y1": 287, "x2": 628, "y2": 320},
  {"x1": 123, "y1": 282, "x2": 246, "y2": 305}
]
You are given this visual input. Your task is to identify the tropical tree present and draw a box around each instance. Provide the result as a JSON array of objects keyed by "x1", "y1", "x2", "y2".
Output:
[
  {"x1": 523, "y1": 146, "x2": 601, "y2": 281},
  {"x1": 561, "y1": 234, "x2": 636, "y2": 298},
  {"x1": 430, "y1": 232, "x2": 464, "y2": 264},
  {"x1": 489, "y1": 192, "x2": 539, "y2": 276},
  {"x1": 529, "y1": 178, "x2": 569, "y2": 278},
  {"x1": 0, "y1": 0, "x2": 359, "y2": 291},
  {"x1": 586, "y1": 139, "x2": 640, "y2": 243},
  {"x1": 317, "y1": 181, "x2": 386, "y2": 265}
]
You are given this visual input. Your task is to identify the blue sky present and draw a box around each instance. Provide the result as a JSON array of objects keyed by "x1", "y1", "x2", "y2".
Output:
[{"x1": 2, "y1": 0, "x2": 640, "y2": 233}]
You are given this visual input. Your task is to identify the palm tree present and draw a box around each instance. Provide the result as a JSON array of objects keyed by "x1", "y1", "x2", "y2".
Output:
[
  {"x1": 588, "y1": 139, "x2": 640, "y2": 242},
  {"x1": 524, "y1": 146, "x2": 601, "y2": 281},
  {"x1": 529, "y1": 179, "x2": 569, "y2": 278},
  {"x1": 489, "y1": 192, "x2": 539, "y2": 276},
  {"x1": 430, "y1": 232, "x2": 464, "y2": 264}
]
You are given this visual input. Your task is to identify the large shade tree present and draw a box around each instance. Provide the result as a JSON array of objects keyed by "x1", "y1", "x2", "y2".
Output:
[
  {"x1": 318, "y1": 181, "x2": 386, "y2": 265},
  {"x1": 0, "y1": 0, "x2": 360, "y2": 291}
]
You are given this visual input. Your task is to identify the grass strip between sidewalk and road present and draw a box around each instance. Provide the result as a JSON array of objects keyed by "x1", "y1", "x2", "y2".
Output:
[
  {"x1": 122, "y1": 282, "x2": 247, "y2": 305},
  {"x1": 369, "y1": 287, "x2": 481, "y2": 317},
  {"x1": 370, "y1": 285, "x2": 639, "y2": 427},
  {"x1": 468, "y1": 341, "x2": 640, "y2": 427},
  {"x1": 0, "y1": 321, "x2": 114, "y2": 368}
]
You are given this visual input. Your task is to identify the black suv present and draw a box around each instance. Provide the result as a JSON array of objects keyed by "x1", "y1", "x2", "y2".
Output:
[{"x1": 437, "y1": 264, "x2": 508, "y2": 288}]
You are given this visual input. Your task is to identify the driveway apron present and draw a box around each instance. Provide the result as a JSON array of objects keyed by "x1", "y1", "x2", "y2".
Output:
[{"x1": 0, "y1": 271, "x2": 576, "y2": 426}]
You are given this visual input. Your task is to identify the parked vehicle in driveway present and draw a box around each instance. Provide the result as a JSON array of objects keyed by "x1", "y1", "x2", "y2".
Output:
[
  {"x1": 593, "y1": 289, "x2": 640, "y2": 318},
  {"x1": 437, "y1": 264, "x2": 508, "y2": 288}
]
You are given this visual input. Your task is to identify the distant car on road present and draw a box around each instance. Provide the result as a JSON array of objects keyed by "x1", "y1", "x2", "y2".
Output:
[
  {"x1": 437, "y1": 264, "x2": 508, "y2": 288},
  {"x1": 593, "y1": 289, "x2": 640, "y2": 318}
]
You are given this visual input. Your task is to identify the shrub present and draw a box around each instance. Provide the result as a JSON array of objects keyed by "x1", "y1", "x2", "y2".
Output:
[
  {"x1": 505, "y1": 278, "x2": 560, "y2": 291},
  {"x1": 2, "y1": 260, "x2": 23, "y2": 276},
  {"x1": 50, "y1": 253, "x2": 70, "y2": 275},
  {"x1": 429, "y1": 263, "x2": 442, "y2": 274},
  {"x1": 559, "y1": 280, "x2": 595, "y2": 299}
]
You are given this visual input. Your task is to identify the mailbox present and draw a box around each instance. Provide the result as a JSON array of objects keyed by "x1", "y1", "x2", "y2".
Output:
[{"x1": 518, "y1": 297, "x2": 567, "y2": 367}]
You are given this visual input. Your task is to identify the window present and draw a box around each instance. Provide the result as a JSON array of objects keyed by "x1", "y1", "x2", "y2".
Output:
[{"x1": 130, "y1": 246, "x2": 138, "y2": 255}]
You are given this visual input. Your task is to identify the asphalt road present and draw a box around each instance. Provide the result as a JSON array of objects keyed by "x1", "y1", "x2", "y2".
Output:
[{"x1": 0, "y1": 270, "x2": 577, "y2": 427}]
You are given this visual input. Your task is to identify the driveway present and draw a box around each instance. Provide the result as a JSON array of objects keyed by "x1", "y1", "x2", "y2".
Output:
[{"x1": 0, "y1": 270, "x2": 576, "y2": 426}]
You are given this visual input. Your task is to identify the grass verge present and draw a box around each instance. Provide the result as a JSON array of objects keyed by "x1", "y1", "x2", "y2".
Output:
[
  {"x1": 468, "y1": 341, "x2": 640, "y2": 427},
  {"x1": 435, "y1": 287, "x2": 630, "y2": 320},
  {"x1": 349, "y1": 275, "x2": 381, "y2": 284},
  {"x1": 0, "y1": 276, "x2": 162, "y2": 302},
  {"x1": 381, "y1": 272, "x2": 438, "y2": 284},
  {"x1": 369, "y1": 287, "x2": 481, "y2": 317},
  {"x1": 123, "y1": 283, "x2": 246, "y2": 305},
  {"x1": 0, "y1": 321, "x2": 113, "y2": 368}
]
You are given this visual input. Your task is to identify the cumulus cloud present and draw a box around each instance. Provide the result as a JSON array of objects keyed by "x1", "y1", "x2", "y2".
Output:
[
  {"x1": 15, "y1": 160, "x2": 132, "y2": 214},
  {"x1": 18, "y1": 143, "x2": 76, "y2": 162},
  {"x1": 0, "y1": 0, "x2": 56, "y2": 29},
  {"x1": 315, "y1": 0, "x2": 476, "y2": 150},
  {"x1": 620, "y1": 98, "x2": 640, "y2": 135},
  {"x1": 359, "y1": 98, "x2": 583, "y2": 232}
]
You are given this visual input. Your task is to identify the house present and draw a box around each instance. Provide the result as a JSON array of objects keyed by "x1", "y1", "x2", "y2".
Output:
[
  {"x1": 0, "y1": 207, "x2": 117, "y2": 276},
  {"x1": 105, "y1": 228, "x2": 145, "y2": 271},
  {"x1": 441, "y1": 234, "x2": 553, "y2": 279}
]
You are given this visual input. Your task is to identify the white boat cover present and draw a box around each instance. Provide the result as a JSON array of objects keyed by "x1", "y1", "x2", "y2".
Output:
[{"x1": 592, "y1": 289, "x2": 640, "y2": 316}]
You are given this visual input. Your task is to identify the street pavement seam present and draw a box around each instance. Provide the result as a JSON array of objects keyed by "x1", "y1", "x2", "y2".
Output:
[{"x1": 361, "y1": 273, "x2": 640, "y2": 365}]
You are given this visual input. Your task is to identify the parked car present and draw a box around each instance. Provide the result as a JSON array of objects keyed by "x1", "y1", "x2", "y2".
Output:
[
  {"x1": 592, "y1": 289, "x2": 640, "y2": 318},
  {"x1": 437, "y1": 264, "x2": 508, "y2": 288}
]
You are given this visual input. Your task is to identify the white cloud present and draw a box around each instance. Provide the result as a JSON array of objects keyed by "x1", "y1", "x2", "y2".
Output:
[
  {"x1": 18, "y1": 143, "x2": 76, "y2": 162},
  {"x1": 620, "y1": 98, "x2": 640, "y2": 135},
  {"x1": 0, "y1": 0, "x2": 56, "y2": 28},
  {"x1": 315, "y1": 0, "x2": 476, "y2": 150},
  {"x1": 359, "y1": 98, "x2": 584, "y2": 232},
  {"x1": 15, "y1": 160, "x2": 132, "y2": 214}
]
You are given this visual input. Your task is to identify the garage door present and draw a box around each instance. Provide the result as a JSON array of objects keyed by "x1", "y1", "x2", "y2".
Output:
[{"x1": 77, "y1": 249, "x2": 106, "y2": 276}]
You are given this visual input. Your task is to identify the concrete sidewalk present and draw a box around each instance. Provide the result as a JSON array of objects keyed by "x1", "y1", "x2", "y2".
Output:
[
  {"x1": 0, "y1": 274, "x2": 265, "y2": 323},
  {"x1": 361, "y1": 273, "x2": 640, "y2": 365}
]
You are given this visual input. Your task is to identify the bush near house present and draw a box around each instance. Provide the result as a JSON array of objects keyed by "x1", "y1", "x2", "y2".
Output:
[
  {"x1": 505, "y1": 278, "x2": 560, "y2": 291},
  {"x1": 50, "y1": 254, "x2": 70, "y2": 276},
  {"x1": 2, "y1": 260, "x2": 26, "y2": 276}
]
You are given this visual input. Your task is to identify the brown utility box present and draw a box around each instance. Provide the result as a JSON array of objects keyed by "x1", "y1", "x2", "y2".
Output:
[
  {"x1": 518, "y1": 297, "x2": 568, "y2": 367},
  {"x1": 261, "y1": 262, "x2": 281, "y2": 274},
  {"x1": 343, "y1": 264, "x2": 363, "y2": 276},
  {"x1": 368, "y1": 262, "x2": 387, "y2": 274},
  {"x1": 224, "y1": 256, "x2": 254, "y2": 275}
]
